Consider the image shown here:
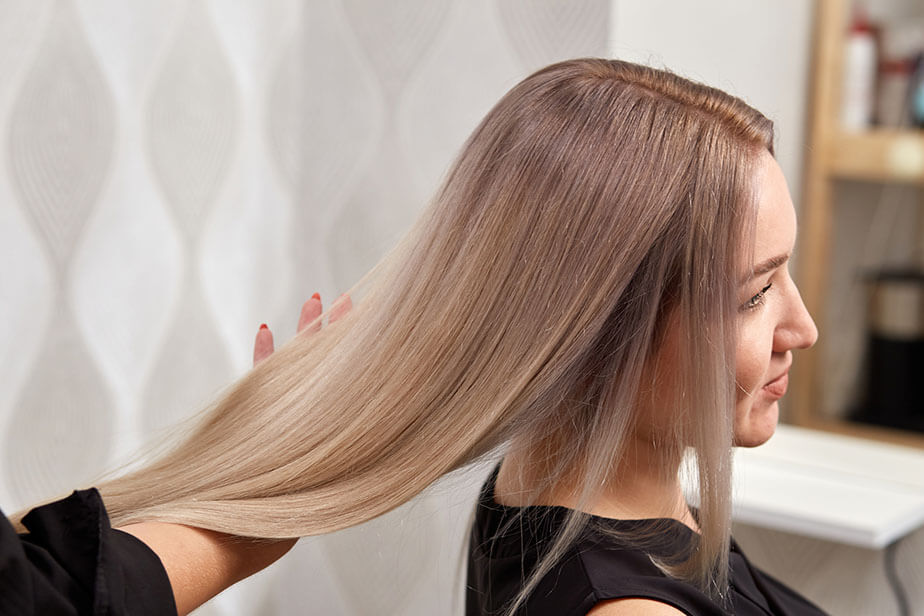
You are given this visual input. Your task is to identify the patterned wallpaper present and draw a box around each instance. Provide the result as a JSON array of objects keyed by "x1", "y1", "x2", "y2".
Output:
[{"x1": 1, "y1": 1, "x2": 921, "y2": 615}]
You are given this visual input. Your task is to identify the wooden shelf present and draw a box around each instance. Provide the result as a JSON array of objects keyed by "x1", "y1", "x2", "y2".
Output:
[
  {"x1": 828, "y1": 129, "x2": 924, "y2": 184},
  {"x1": 791, "y1": 0, "x2": 924, "y2": 450}
]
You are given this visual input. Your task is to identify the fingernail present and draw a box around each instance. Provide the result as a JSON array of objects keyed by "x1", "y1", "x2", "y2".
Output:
[
  {"x1": 259, "y1": 323, "x2": 268, "y2": 330},
  {"x1": 311, "y1": 292, "x2": 320, "y2": 301}
]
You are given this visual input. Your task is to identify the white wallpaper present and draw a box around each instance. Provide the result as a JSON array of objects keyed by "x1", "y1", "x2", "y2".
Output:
[{"x1": 1, "y1": 1, "x2": 921, "y2": 615}]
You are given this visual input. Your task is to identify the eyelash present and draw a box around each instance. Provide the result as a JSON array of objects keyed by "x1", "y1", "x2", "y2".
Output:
[{"x1": 742, "y1": 283, "x2": 773, "y2": 311}]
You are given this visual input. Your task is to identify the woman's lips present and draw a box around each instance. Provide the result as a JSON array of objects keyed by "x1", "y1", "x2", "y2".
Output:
[{"x1": 762, "y1": 371, "x2": 789, "y2": 398}]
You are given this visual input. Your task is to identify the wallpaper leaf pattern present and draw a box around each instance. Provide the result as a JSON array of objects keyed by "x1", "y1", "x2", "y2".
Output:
[
  {"x1": 146, "y1": 0, "x2": 239, "y2": 240},
  {"x1": 8, "y1": 0, "x2": 114, "y2": 271},
  {"x1": 4, "y1": 0, "x2": 115, "y2": 508},
  {"x1": 342, "y1": 0, "x2": 452, "y2": 104},
  {"x1": 3, "y1": 306, "x2": 114, "y2": 507},
  {"x1": 142, "y1": 1, "x2": 239, "y2": 434},
  {"x1": 268, "y1": 0, "x2": 384, "y2": 301}
]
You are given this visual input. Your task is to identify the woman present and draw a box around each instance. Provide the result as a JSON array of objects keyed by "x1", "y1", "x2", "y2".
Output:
[
  {"x1": 7, "y1": 58, "x2": 823, "y2": 615},
  {"x1": 455, "y1": 59, "x2": 821, "y2": 615}
]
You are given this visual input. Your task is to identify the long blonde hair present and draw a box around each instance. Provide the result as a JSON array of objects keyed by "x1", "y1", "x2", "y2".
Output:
[{"x1": 92, "y1": 59, "x2": 771, "y2": 607}]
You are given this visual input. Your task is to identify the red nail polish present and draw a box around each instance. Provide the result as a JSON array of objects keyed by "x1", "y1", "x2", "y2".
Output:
[
  {"x1": 311, "y1": 292, "x2": 320, "y2": 301},
  {"x1": 260, "y1": 323, "x2": 268, "y2": 330}
]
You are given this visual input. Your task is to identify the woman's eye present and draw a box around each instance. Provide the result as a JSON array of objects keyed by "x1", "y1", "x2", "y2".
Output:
[{"x1": 742, "y1": 283, "x2": 772, "y2": 311}]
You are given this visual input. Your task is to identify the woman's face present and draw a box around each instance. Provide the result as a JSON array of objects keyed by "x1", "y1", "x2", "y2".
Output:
[
  {"x1": 732, "y1": 151, "x2": 817, "y2": 447},
  {"x1": 639, "y1": 152, "x2": 817, "y2": 448}
]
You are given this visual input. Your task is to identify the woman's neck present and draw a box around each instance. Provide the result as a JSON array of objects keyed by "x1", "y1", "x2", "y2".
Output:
[{"x1": 495, "y1": 432, "x2": 699, "y2": 532}]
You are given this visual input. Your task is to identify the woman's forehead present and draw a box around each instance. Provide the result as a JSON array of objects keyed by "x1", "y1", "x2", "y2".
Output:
[{"x1": 750, "y1": 154, "x2": 797, "y2": 273}]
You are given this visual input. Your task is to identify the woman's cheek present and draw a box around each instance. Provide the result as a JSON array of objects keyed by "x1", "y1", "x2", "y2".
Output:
[{"x1": 734, "y1": 327, "x2": 768, "y2": 402}]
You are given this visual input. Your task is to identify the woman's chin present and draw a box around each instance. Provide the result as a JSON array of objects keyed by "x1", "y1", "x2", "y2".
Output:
[{"x1": 733, "y1": 400, "x2": 779, "y2": 448}]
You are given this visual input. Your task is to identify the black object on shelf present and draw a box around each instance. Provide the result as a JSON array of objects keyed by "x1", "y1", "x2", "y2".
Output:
[
  {"x1": 911, "y1": 52, "x2": 924, "y2": 128},
  {"x1": 851, "y1": 269, "x2": 924, "y2": 432}
]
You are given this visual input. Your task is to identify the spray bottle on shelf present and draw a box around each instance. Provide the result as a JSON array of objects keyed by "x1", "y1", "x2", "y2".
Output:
[{"x1": 841, "y1": 4, "x2": 878, "y2": 131}]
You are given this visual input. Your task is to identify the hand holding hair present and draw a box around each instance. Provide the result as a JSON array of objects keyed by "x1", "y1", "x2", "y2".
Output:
[
  {"x1": 120, "y1": 292, "x2": 352, "y2": 616},
  {"x1": 253, "y1": 292, "x2": 353, "y2": 365}
]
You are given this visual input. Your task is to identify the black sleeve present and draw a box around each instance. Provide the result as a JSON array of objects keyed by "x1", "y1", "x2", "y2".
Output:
[{"x1": 0, "y1": 488, "x2": 177, "y2": 616}]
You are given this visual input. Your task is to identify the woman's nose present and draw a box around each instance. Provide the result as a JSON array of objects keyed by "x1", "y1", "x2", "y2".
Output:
[{"x1": 776, "y1": 284, "x2": 818, "y2": 351}]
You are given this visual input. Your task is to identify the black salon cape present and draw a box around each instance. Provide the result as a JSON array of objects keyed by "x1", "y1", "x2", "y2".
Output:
[
  {"x1": 0, "y1": 489, "x2": 176, "y2": 616},
  {"x1": 467, "y1": 468, "x2": 829, "y2": 616}
]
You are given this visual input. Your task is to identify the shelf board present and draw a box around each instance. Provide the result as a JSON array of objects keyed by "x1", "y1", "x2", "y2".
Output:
[{"x1": 827, "y1": 129, "x2": 924, "y2": 185}]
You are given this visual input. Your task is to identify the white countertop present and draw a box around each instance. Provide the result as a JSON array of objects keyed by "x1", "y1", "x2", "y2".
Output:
[{"x1": 731, "y1": 423, "x2": 924, "y2": 549}]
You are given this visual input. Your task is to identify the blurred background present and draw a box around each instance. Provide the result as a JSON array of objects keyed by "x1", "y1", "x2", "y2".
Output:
[{"x1": 1, "y1": 0, "x2": 923, "y2": 614}]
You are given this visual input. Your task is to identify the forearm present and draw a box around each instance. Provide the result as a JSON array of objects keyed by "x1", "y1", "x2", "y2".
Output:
[{"x1": 118, "y1": 522, "x2": 296, "y2": 615}]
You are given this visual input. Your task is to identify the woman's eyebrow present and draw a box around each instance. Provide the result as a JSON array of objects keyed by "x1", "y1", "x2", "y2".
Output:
[{"x1": 740, "y1": 253, "x2": 790, "y2": 285}]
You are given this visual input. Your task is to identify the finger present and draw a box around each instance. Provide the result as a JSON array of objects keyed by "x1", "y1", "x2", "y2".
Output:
[
  {"x1": 330, "y1": 293, "x2": 353, "y2": 323},
  {"x1": 253, "y1": 324, "x2": 274, "y2": 365},
  {"x1": 298, "y1": 292, "x2": 322, "y2": 334}
]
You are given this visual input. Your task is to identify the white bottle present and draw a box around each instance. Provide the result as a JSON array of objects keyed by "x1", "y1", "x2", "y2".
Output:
[{"x1": 841, "y1": 6, "x2": 877, "y2": 132}]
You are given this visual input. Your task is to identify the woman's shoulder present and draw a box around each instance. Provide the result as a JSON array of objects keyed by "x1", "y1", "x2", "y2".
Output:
[
  {"x1": 467, "y1": 466, "x2": 715, "y2": 615},
  {"x1": 469, "y1": 466, "x2": 829, "y2": 616}
]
